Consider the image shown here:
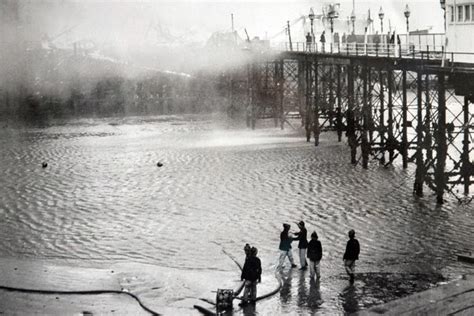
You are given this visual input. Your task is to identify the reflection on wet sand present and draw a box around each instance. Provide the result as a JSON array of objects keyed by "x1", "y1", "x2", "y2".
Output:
[
  {"x1": 279, "y1": 270, "x2": 293, "y2": 307},
  {"x1": 296, "y1": 270, "x2": 308, "y2": 307},
  {"x1": 341, "y1": 283, "x2": 359, "y2": 314},
  {"x1": 308, "y1": 279, "x2": 324, "y2": 310},
  {"x1": 279, "y1": 269, "x2": 325, "y2": 314},
  {"x1": 241, "y1": 302, "x2": 256, "y2": 316}
]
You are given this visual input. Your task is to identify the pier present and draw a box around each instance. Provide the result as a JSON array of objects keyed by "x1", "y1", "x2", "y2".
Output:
[{"x1": 225, "y1": 41, "x2": 474, "y2": 204}]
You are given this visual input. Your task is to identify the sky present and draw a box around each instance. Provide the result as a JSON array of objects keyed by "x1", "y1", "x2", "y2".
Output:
[
  {"x1": 16, "y1": 0, "x2": 445, "y2": 46},
  {"x1": 1, "y1": 0, "x2": 446, "y2": 76}
]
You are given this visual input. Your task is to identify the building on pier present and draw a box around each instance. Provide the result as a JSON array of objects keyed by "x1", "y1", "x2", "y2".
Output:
[{"x1": 443, "y1": 0, "x2": 474, "y2": 63}]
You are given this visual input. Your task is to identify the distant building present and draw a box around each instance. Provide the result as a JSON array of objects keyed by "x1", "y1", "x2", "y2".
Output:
[{"x1": 443, "y1": 0, "x2": 474, "y2": 63}]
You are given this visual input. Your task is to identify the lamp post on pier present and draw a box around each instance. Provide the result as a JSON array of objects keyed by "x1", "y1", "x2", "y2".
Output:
[
  {"x1": 404, "y1": 4, "x2": 411, "y2": 46},
  {"x1": 378, "y1": 7, "x2": 385, "y2": 45},
  {"x1": 378, "y1": 7, "x2": 384, "y2": 34},
  {"x1": 350, "y1": 10, "x2": 356, "y2": 34},
  {"x1": 309, "y1": 8, "x2": 315, "y2": 45},
  {"x1": 326, "y1": 4, "x2": 339, "y2": 50}
]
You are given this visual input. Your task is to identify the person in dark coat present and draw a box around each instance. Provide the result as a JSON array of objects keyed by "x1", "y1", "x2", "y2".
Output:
[
  {"x1": 241, "y1": 247, "x2": 262, "y2": 304},
  {"x1": 307, "y1": 231, "x2": 322, "y2": 280},
  {"x1": 277, "y1": 223, "x2": 297, "y2": 270},
  {"x1": 320, "y1": 31, "x2": 326, "y2": 52},
  {"x1": 343, "y1": 229, "x2": 360, "y2": 283},
  {"x1": 306, "y1": 32, "x2": 312, "y2": 51},
  {"x1": 389, "y1": 31, "x2": 395, "y2": 44},
  {"x1": 293, "y1": 221, "x2": 308, "y2": 270}
]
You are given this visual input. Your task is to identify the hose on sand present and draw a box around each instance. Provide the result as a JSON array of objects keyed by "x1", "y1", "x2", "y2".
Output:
[{"x1": 0, "y1": 285, "x2": 161, "y2": 316}]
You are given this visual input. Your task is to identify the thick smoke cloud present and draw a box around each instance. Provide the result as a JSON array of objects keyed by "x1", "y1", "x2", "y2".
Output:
[{"x1": 0, "y1": 0, "x2": 443, "y2": 120}]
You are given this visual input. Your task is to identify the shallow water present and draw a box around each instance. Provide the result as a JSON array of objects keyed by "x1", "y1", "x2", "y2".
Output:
[{"x1": 0, "y1": 115, "x2": 473, "y2": 315}]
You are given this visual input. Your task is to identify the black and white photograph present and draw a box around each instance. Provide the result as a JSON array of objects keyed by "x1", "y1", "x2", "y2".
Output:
[{"x1": 0, "y1": 0, "x2": 473, "y2": 315}]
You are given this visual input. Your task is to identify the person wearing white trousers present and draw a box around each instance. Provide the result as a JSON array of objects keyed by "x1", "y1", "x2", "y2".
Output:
[{"x1": 294, "y1": 221, "x2": 308, "y2": 270}]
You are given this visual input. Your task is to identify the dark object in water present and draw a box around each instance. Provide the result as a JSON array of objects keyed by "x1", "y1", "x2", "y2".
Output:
[
  {"x1": 216, "y1": 289, "x2": 233, "y2": 313},
  {"x1": 157, "y1": 162, "x2": 163, "y2": 167},
  {"x1": 457, "y1": 253, "x2": 474, "y2": 263},
  {"x1": 42, "y1": 162, "x2": 48, "y2": 168}
]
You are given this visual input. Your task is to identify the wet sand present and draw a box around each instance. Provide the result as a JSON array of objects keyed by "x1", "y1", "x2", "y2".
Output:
[
  {"x1": 0, "y1": 115, "x2": 473, "y2": 315},
  {"x1": 359, "y1": 274, "x2": 474, "y2": 315}
]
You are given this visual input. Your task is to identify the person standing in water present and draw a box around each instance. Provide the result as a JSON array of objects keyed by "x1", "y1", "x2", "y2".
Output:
[
  {"x1": 343, "y1": 229, "x2": 360, "y2": 284},
  {"x1": 277, "y1": 223, "x2": 297, "y2": 270},
  {"x1": 294, "y1": 221, "x2": 308, "y2": 270},
  {"x1": 240, "y1": 247, "x2": 262, "y2": 304},
  {"x1": 307, "y1": 231, "x2": 322, "y2": 280}
]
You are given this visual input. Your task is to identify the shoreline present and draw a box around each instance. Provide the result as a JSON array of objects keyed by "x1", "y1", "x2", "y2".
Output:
[
  {"x1": 0, "y1": 256, "x2": 468, "y2": 315},
  {"x1": 357, "y1": 273, "x2": 474, "y2": 315}
]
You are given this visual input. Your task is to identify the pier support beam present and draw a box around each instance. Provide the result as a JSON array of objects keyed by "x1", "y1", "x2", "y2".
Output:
[
  {"x1": 425, "y1": 74, "x2": 433, "y2": 162},
  {"x1": 368, "y1": 66, "x2": 374, "y2": 144},
  {"x1": 362, "y1": 64, "x2": 370, "y2": 169},
  {"x1": 414, "y1": 71, "x2": 424, "y2": 197},
  {"x1": 313, "y1": 57, "x2": 320, "y2": 146},
  {"x1": 435, "y1": 73, "x2": 447, "y2": 204},
  {"x1": 328, "y1": 66, "x2": 335, "y2": 128},
  {"x1": 379, "y1": 68, "x2": 386, "y2": 164},
  {"x1": 347, "y1": 64, "x2": 357, "y2": 164},
  {"x1": 297, "y1": 60, "x2": 306, "y2": 127},
  {"x1": 462, "y1": 96, "x2": 472, "y2": 195},
  {"x1": 387, "y1": 69, "x2": 395, "y2": 163},
  {"x1": 336, "y1": 65, "x2": 343, "y2": 142},
  {"x1": 277, "y1": 60, "x2": 285, "y2": 130},
  {"x1": 402, "y1": 70, "x2": 408, "y2": 168},
  {"x1": 305, "y1": 58, "x2": 312, "y2": 142}
]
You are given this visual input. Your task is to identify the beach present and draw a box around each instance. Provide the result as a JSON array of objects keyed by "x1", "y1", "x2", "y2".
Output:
[{"x1": 0, "y1": 115, "x2": 473, "y2": 315}]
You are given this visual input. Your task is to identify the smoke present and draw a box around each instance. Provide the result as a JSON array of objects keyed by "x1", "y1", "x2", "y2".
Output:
[{"x1": 0, "y1": 0, "x2": 443, "y2": 120}]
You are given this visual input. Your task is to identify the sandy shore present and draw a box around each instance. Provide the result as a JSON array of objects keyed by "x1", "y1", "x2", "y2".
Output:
[
  {"x1": 0, "y1": 258, "x2": 148, "y2": 315},
  {"x1": 0, "y1": 257, "x2": 281, "y2": 315},
  {"x1": 358, "y1": 274, "x2": 474, "y2": 315},
  {"x1": 2, "y1": 256, "x2": 473, "y2": 315}
]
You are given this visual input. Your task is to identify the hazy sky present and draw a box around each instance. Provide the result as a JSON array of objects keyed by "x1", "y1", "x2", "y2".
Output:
[
  {"x1": 0, "y1": 1, "x2": 447, "y2": 85},
  {"x1": 21, "y1": 0, "x2": 445, "y2": 46}
]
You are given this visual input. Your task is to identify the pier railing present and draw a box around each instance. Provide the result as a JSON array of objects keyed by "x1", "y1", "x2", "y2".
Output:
[{"x1": 271, "y1": 42, "x2": 474, "y2": 65}]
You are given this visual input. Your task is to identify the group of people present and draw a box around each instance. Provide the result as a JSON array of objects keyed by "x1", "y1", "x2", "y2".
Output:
[
  {"x1": 305, "y1": 30, "x2": 403, "y2": 53},
  {"x1": 239, "y1": 222, "x2": 360, "y2": 304},
  {"x1": 305, "y1": 31, "x2": 327, "y2": 52},
  {"x1": 278, "y1": 221, "x2": 360, "y2": 283}
]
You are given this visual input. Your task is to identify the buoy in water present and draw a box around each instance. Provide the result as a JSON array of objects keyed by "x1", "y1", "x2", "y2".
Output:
[
  {"x1": 42, "y1": 162, "x2": 48, "y2": 168},
  {"x1": 157, "y1": 162, "x2": 163, "y2": 167}
]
